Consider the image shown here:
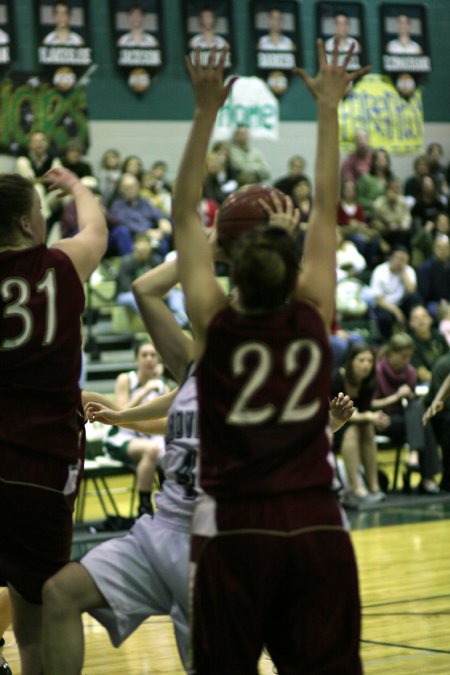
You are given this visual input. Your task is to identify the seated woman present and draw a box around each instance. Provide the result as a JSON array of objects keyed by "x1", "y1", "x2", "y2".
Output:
[
  {"x1": 331, "y1": 342, "x2": 390, "y2": 506},
  {"x1": 102, "y1": 339, "x2": 170, "y2": 516},
  {"x1": 372, "y1": 332, "x2": 441, "y2": 494},
  {"x1": 356, "y1": 149, "x2": 393, "y2": 221},
  {"x1": 337, "y1": 179, "x2": 383, "y2": 268}
]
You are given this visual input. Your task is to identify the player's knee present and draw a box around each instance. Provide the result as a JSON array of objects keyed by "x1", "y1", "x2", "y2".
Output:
[{"x1": 42, "y1": 570, "x2": 80, "y2": 618}]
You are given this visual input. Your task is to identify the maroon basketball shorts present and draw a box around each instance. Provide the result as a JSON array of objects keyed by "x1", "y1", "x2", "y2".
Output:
[
  {"x1": 0, "y1": 443, "x2": 82, "y2": 604},
  {"x1": 189, "y1": 491, "x2": 362, "y2": 675}
]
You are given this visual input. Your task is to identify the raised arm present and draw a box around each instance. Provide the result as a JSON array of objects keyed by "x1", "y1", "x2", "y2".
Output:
[
  {"x1": 132, "y1": 260, "x2": 195, "y2": 384},
  {"x1": 83, "y1": 389, "x2": 176, "y2": 435},
  {"x1": 47, "y1": 167, "x2": 108, "y2": 282},
  {"x1": 172, "y1": 48, "x2": 236, "y2": 355},
  {"x1": 294, "y1": 40, "x2": 370, "y2": 326}
]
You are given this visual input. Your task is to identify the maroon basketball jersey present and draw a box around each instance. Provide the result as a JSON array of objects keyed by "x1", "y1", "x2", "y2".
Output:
[
  {"x1": 0, "y1": 244, "x2": 85, "y2": 461},
  {"x1": 196, "y1": 300, "x2": 334, "y2": 499}
]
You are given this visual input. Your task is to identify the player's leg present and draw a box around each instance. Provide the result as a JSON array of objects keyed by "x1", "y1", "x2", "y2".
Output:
[
  {"x1": 267, "y1": 529, "x2": 362, "y2": 674},
  {"x1": 42, "y1": 561, "x2": 106, "y2": 675},
  {"x1": 127, "y1": 438, "x2": 161, "y2": 515},
  {"x1": 190, "y1": 535, "x2": 264, "y2": 675},
  {"x1": 8, "y1": 585, "x2": 42, "y2": 675}
]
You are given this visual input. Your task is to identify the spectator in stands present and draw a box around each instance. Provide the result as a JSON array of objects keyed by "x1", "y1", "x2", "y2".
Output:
[
  {"x1": 228, "y1": 125, "x2": 271, "y2": 185},
  {"x1": 331, "y1": 342, "x2": 389, "y2": 506},
  {"x1": 411, "y1": 175, "x2": 447, "y2": 229},
  {"x1": 426, "y1": 142, "x2": 448, "y2": 197},
  {"x1": 60, "y1": 176, "x2": 134, "y2": 257},
  {"x1": 110, "y1": 173, "x2": 172, "y2": 257},
  {"x1": 103, "y1": 340, "x2": 169, "y2": 517},
  {"x1": 341, "y1": 129, "x2": 373, "y2": 183},
  {"x1": 372, "y1": 333, "x2": 440, "y2": 494},
  {"x1": 60, "y1": 139, "x2": 93, "y2": 179},
  {"x1": 404, "y1": 155, "x2": 430, "y2": 207},
  {"x1": 337, "y1": 179, "x2": 383, "y2": 268},
  {"x1": 416, "y1": 234, "x2": 450, "y2": 319},
  {"x1": 371, "y1": 176, "x2": 413, "y2": 252},
  {"x1": 211, "y1": 140, "x2": 236, "y2": 183},
  {"x1": 273, "y1": 154, "x2": 308, "y2": 195},
  {"x1": 15, "y1": 130, "x2": 61, "y2": 220},
  {"x1": 148, "y1": 160, "x2": 172, "y2": 193},
  {"x1": 203, "y1": 151, "x2": 236, "y2": 204},
  {"x1": 289, "y1": 174, "x2": 312, "y2": 250},
  {"x1": 370, "y1": 246, "x2": 420, "y2": 340},
  {"x1": 116, "y1": 233, "x2": 163, "y2": 315},
  {"x1": 423, "y1": 352, "x2": 450, "y2": 491},
  {"x1": 409, "y1": 305, "x2": 448, "y2": 384},
  {"x1": 411, "y1": 211, "x2": 450, "y2": 267},
  {"x1": 140, "y1": 169, "x2": 172, "y2": 217},
  {"x1": 98, "y1": 148, "x2": 122, "y2": 206},
  {"x1": 121, "y1": 155, "x2": 144, "y2": 183},
  {"x1": 357, "y1": 148, "x2": 392, "y2": 219}
]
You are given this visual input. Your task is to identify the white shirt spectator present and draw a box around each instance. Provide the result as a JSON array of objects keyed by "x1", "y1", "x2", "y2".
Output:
[{"x1": 370, "y1": 261, "x2": 417, "y2": 305}]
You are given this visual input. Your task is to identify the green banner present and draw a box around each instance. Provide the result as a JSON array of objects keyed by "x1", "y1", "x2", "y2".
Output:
[{"x1": 0, "y1": 74, "x2": 89, "y2": 155}]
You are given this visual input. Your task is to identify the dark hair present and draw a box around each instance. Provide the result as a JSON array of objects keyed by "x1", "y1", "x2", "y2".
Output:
[
  {"x1": 389, "y1": 245, "x2": 409, "y2": 257},
  {"x1": 133, "y1": 338, "x2": 156, "y2": 358},
  {"x1": 369, "y1": 149, "x2": 392, "y2": 178},
  {"x1": 343, "y1": 342, "x2": 375, "y2": 388},
  {"x1": 121, "y1": 155, "x2": 144, "y2": 179},
  {"x1": 231, "y1": 226, "x2": 300, "y2": 312},
  {"x1": 334, "y1": 11, "x2": 349, "y2": 20},
  {"x1": 0, "y1": 174, "x2": 35, "y2": 245}
]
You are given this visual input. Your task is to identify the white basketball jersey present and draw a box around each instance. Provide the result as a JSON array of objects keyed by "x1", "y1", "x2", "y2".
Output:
[{"x1": 155, "y1": 366, "x2": 201, "y2": 530}]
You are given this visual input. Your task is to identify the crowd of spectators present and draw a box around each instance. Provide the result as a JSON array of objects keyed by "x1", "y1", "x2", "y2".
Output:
[{"x1": 14, "y1": 128, "x2": 450, "y2": 502}]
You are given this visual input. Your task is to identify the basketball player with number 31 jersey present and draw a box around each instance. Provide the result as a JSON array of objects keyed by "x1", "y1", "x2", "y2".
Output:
[{"x1": 0, "y1": 168, "x2": 107, "y2": 672}]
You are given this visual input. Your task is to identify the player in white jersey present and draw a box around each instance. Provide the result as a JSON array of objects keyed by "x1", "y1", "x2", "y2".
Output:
[{"x1": 42, "y1": 259, "x2": 199, "y2": 674}]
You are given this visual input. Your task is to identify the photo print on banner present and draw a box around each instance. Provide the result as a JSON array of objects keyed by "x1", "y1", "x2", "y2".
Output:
[
  {"x1": 380, "y1": 3, "x2": 430, "y2": 99},
  {"x1": 184, "y1": 1, "x2": 233, "y2": 69},
  {"x1": 317, "y1": 2, "x2": 367, "y2": 75},
  {"x1": 37, "y1": 0, "x2": 92, "y2": 92},
  {"x1": 0, "y1": 0, "x2": 13, "y2": 72},
  {"x1": 253, "y1": 1, "x2": 300, "y2": 96},
  {"x1": 114, "y1": 0, "x2": 164, "y2": 94}
]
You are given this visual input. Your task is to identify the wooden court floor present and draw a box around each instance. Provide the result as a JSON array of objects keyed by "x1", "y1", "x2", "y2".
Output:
[{"x1": 3, "y1": 477, "x2": 450, "y2": 673}]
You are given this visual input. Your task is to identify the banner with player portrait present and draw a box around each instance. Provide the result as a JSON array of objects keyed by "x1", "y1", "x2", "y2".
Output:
[
  {"x1": 252, "y1": 1, "x2": 300, "y2": 97},
  {"x1": 0, "y1": 72, "x2": 89, "y2": 156},
  {"x1": 184, "y1": 1, "x2": 234, "y2": 69},
  {"x1": 113, "y1": 0, "x2": 164, "y2": 95},
  {"x1": 0, "y1": 0, "x2": 13, "y2": 72},
  {"x1": 36, "y1": 0, "x2": 92, "y2": 93},
  {"x1": 380, "y1": 3, "x2": 430, "y2": 99},
  {"x1": 317, "y1": 2, "x2": 367, "y2": 73}
]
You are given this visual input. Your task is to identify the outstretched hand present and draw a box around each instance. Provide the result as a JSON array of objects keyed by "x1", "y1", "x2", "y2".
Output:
[
  {"x1": 293, "y1": 38, "x2": 371, "y2": 107},
  {"x1": 258, "y1": 193, "x2": 300, "y2": 238},
  {"x1": 185, "y1": 46, "x2": 238, "y2": 112},
  {"x1": 85, "y1": 402, "x2": 119, "y2": 426}
]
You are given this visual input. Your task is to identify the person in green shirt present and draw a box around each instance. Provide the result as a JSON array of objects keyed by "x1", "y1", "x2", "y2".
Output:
[{"x1": 409, "y1": 305, "x2": 449, "y2": 384}]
